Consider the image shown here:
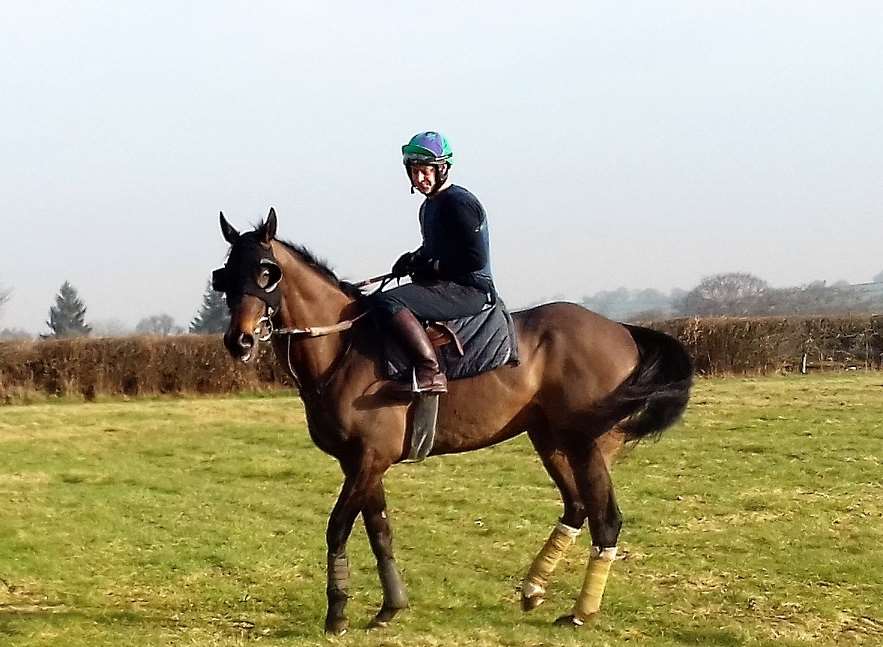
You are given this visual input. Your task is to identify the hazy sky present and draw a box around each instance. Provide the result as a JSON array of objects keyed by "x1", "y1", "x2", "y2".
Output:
[{"x1": 2, "y1": 2, "x2": 882, "y2": 333}]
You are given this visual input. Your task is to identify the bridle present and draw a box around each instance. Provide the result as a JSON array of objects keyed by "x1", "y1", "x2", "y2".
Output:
[{"x1": 215, "y1": 258, "x2": 393, "y2": 394}]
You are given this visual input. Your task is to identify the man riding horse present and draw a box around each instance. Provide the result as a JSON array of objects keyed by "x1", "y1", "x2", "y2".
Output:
[
  {"x1": 212, "y1": 133, "x2": 693, "y2": 633},
  {"x1": 370, "y1": 131, "x2": 496, "y2": 395}
]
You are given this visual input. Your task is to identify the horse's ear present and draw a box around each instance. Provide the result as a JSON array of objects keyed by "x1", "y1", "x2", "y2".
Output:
[
  {"x1": 263, "y1": 207, "x2": 278, "y2": 243},
  {"x1": 219, "y1": 211, "x2": 239, "y2": 244}
]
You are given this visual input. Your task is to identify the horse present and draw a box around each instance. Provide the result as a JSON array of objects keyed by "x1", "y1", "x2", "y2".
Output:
[{"x1": 212, "y1": 208, "x2": 693, "y2": 634}]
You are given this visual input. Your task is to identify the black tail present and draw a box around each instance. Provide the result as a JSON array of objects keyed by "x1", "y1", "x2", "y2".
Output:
[{"x1": 599, "y1": 324, "x2": 694, "y2": 442}]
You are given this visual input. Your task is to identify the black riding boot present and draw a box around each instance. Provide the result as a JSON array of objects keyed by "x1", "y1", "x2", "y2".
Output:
[{"x1": 388, "y1": 309, "x2": 447, "y2": 394}]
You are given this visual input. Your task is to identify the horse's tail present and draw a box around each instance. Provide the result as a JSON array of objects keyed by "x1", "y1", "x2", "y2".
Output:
[{"x1": 599, "y1": 324, "x2": 694, "y2": 442}]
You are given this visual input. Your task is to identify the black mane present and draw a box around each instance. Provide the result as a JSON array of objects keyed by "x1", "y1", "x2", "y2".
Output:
[{"x1": 265, "y1": 233, "x2": 364, "y2": 300}]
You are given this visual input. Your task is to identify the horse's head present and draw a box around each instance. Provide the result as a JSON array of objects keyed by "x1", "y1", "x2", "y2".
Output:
[{"x1": 213, "y1": 208, "x2": 283, "y2": 362}]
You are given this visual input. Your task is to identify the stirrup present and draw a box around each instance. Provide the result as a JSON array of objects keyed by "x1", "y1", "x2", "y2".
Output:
[
  {"x1": 402, "y1": 393, "x2": 440, "y2": 463},
  {"x1": 412, "y1": 368, "x2": 447, "y2": 394}
]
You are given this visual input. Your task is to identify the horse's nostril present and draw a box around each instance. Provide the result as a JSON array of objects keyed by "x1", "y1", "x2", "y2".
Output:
[{"x1": 238, "y1": 332, "x2": 254, "y2": 350}]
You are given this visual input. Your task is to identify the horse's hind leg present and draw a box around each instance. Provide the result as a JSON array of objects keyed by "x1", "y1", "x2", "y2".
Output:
[
  {"x1": 363, "y1": 479, "x2": 409, "y2": 629},
  {"x1": 555, "y1": 437, "x2": 623, "y2": 627},
  {"x1": 520, "y1": 429, "x2": 587, "y2": 612}
]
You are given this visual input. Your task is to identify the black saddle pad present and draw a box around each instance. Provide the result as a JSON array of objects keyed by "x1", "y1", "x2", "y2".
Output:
[{"x1": 384, "y1": 301, "x2": 519, "y2": 381}]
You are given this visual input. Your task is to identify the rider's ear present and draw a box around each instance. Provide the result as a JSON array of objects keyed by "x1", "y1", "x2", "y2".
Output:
[
  {"x1": 263, "y1": 207, "x2": 278, "y2": 243},
  {"x1": 219, "y1": 212, "x2": 240, "y2": 244}
]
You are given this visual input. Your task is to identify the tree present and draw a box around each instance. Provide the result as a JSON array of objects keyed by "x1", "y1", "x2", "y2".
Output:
[
  {"x1": 0, "y1": 328, "x2": 31, "y2": 341},
  {"x1": 91, "y1": 319, "x2": 132, "y2": 337},
  {"x1": 0, "y1": 283, "x2": 10, "y2": 315},
  {"x1": 136, "y1": 313, "x2": 182, "y2": 336},
  {"x1": 190, "y1": 280, "x2": 230, "y2": 334},
  {"x1": 580, "y1": 287, "x2": 674, "y2": 320},
  {"x1": 874, "y1": 270, "x2": 883, "y2": 283},
  {"x1": 44, "y1": 281, "x2": 91, "y2": 338},
  {"x1": 676, "y1": 272, "x2": 769, "y2": 316}
]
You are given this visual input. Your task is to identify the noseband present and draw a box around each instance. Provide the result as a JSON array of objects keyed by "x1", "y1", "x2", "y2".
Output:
[{"x1": 213, "y1": 255, "x2": 388, "y2": 394}]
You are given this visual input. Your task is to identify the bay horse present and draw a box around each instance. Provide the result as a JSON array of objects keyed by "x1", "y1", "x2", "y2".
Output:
[{"x1": 213, "y1": 209, "x2": 693, "y2": 634}]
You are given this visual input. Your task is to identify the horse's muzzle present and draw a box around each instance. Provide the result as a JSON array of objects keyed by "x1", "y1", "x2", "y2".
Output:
[{"x1": 224, "y1": 330, "x2": 256, "y2": 362}]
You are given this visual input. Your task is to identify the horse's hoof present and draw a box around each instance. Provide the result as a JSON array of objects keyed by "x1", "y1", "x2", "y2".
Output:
[
  {"x1": 553, "y1": 613, "x2": 593, "y2": 628},
  {"x1": 367, "y1": 605, "x2": 405, "y2": 630},
  {"x1": 521, "y1": 595, "x2": 545, "y2": 612},
  {"x1": 324, "y1": 616, "x2": 348, "y2": 636}
]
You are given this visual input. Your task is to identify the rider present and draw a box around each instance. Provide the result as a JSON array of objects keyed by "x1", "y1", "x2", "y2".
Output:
[{"x1": 371, "y1": 131, "x2": 496, "y2": 395}]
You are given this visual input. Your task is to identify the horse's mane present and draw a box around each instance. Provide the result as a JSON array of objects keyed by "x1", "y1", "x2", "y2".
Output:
[{"x1": 251, "y1": 221, "x2": 363, "y2": 300}]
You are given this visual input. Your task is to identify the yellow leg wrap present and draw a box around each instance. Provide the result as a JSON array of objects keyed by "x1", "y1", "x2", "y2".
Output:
[
  {"x1": 572, "y1": 546, "x2": 617, "y2": 621},
  {"x1": 522, "y1": 522, "x2": 581, "y2": 601}
]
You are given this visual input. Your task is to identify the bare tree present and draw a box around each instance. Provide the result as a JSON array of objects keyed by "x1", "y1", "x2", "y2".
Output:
[
  {"x1": 91, "y1": 319, "x2": 132, "y2": 337},
  {"x1": 136, "y1": 313, "x2": 182, "y2": 336},
  {"x1": 0, "y1": 328, "x2": 31, "y2": 341},
  {"x1": 677, "y1": 272, "x2": 769, "y2": 316}
]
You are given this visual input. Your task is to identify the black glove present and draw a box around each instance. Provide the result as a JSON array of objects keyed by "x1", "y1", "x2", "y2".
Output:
[{"x1": 391, "y1": 251, "x2": 417, "y2": 278}]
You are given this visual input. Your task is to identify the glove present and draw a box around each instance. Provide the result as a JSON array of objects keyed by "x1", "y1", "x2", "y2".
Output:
[{"x1": 391, "y1": 251, "x2": 417, "y2": 278}]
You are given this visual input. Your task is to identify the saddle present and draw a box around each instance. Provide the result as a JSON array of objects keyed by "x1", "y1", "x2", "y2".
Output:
[{"x1": 384, "y1": 300, "x2": 519, "y2": 382}]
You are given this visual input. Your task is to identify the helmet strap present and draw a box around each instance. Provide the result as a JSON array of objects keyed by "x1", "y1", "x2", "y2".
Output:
[
  {"x1": 405, "y1": 161, "x2": 449, "y2": 196},
  {"x1": 426, "y1": 163, "x2": 449, "y2": 196}
]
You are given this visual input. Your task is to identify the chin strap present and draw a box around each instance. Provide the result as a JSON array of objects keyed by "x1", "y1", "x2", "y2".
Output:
[{"x1": 405, "y1": 162, "x2": 449, "y2": 195}]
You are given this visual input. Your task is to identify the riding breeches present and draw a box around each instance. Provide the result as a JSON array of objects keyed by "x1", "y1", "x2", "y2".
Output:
[{"x1": 369, "y1": 280, "x2": 490, "y2": 323}]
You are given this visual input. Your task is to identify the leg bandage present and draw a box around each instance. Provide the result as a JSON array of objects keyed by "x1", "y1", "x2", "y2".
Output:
[
  {"x1": 522, "y1": 522, "x2": 582, "y2": 599},
  {"x1": 573, "y1": 546, "x2": 617, "y2": 621}
]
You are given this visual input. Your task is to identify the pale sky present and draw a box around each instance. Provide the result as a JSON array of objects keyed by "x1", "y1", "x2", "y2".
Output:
[{"x1": 1, "y1": 2, "x2": 881, "y2": 333}]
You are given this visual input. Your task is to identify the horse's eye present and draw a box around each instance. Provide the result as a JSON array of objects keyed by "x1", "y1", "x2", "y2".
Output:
[{"x1": 256, "y1": 268, "x2": 271, "y2": 289}]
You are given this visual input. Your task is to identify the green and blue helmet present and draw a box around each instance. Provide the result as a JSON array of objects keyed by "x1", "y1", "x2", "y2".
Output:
[
  {"x1": 402, "y1": 131, "x2": 453, "y2": 193},
  {"x1": 402, "y1": 131, "x2": 454, "y2": 167}
]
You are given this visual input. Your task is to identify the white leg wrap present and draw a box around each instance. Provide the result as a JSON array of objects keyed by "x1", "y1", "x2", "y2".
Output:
[
  {"x1": 573, "y1": 545, "x2": 618, "y2": 620},
  {"x1": 556, "y1": 522, "x2": 583, "y2": 539},
  {"x1": 522, "y1": 522, "x2": 582, "y2": 600},
  {"x1": 590, "y1": 545, "x2": 617, "y2": 561}
]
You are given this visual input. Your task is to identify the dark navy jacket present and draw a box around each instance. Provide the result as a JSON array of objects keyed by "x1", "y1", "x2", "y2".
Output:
[{"x1": 417, "y1": 185, "x2": 495, "y2": 296}]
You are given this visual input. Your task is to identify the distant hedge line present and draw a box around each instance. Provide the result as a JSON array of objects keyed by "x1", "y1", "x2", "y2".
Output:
[
  {"x1": 646, "y1": 315, "x2": 883, "y2": 375},
  {"x1": 1, "y1": 315, "x2": 881, "y2": 402},
  {"x1": 0, "y1": 335, "x2": 289, "y2": 403}
]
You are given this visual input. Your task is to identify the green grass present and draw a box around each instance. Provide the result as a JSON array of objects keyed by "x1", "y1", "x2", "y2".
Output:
[{"x1": 0, "y1": 374, "x2": 881, "y2": 646}]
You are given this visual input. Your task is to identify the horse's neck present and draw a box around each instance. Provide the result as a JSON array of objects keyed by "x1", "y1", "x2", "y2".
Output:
[{"x1": 272, "y1": 242, "x2": 357, "y2": 389}]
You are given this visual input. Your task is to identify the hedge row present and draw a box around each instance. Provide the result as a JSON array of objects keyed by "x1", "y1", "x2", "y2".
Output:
[
  {"x1": 0, "y1": 335, "x2": 290, "y2": 403},
  {"x1": 646, "y1": 315, "x2": 883, "y2": 375},
  {"x1": 1, "y1": 315, "x2": 881, "y2": 402}
]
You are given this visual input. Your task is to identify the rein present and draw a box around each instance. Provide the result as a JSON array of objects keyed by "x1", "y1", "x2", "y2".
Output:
[
  {"x1": 274, "y1": 311, "x2": 368, "y2": 338},
  {"x1": 255, "y1": 273, "x2": 392, "y2": 394}
]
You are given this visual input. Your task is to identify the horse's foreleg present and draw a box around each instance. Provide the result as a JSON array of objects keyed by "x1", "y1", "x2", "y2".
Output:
[
  {"x1": 363, "y1": 479, "x2": 409, "y2": 628},
  {"x1": 324, "y1": 472, "x2": 361, "y2": 635},
  {"x1": 522, "y1": 432, "x2": 588, "y2": 611},
  {"x1": 556, "y1": 439, "x2": 622, "y2": 627}
]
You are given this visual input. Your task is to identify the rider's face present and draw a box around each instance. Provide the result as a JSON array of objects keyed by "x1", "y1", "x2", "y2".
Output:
[{"x1": 409, "y1": 164, "x2": 437, "y2": 195}]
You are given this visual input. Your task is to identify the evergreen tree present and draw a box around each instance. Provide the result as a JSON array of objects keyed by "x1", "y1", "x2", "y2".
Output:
[
  {"x1": 190, "y1": 280, "x2": 230, "y2": 334},
  {"x1": 45, "y1": 281, "x2": 92, "y2": 338}
]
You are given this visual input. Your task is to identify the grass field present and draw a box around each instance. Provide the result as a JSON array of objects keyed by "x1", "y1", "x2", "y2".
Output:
[{"x1": 0, "y1": 375, "x2": 881, "y2": 646}]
